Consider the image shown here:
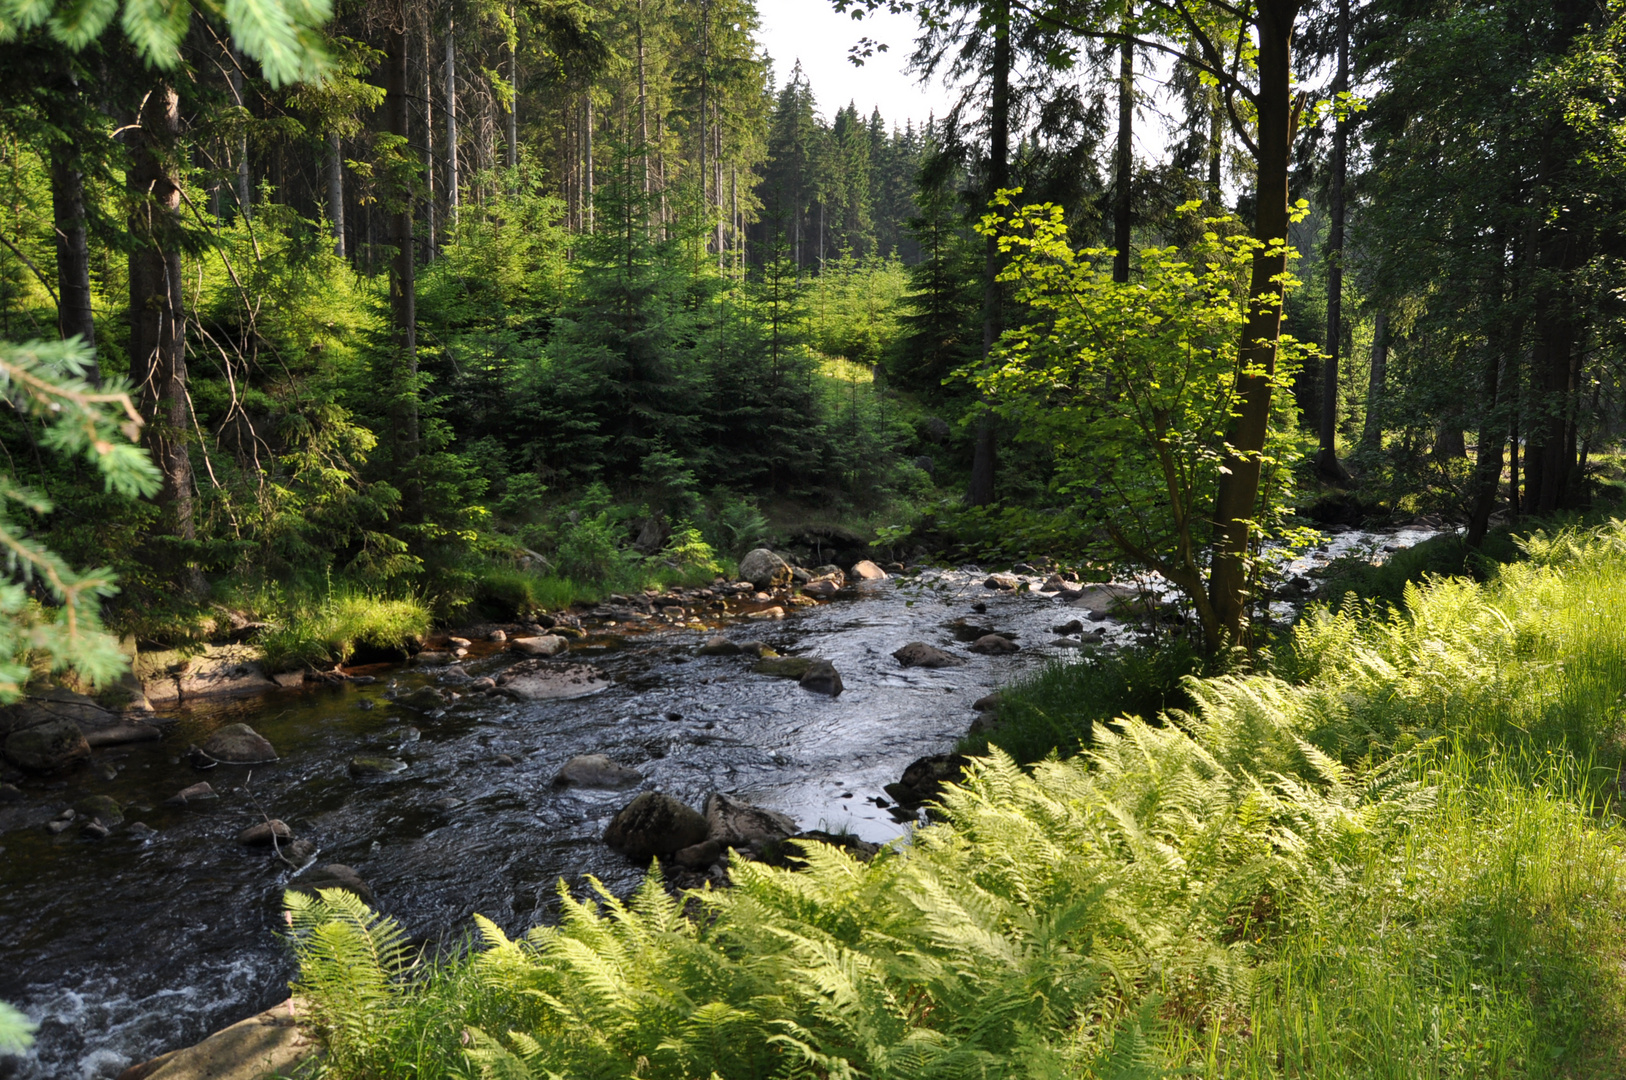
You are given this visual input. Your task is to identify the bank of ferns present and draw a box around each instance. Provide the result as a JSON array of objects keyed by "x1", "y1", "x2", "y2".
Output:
[{"x1": 288, "y1": 520, "x2": 1626, "y2": 1078}]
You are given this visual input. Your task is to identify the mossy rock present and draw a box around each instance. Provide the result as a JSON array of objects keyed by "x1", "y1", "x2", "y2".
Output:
[
  {"x1": 752, "y1": 656, "x2": 816, "y2": 679},
  {"x1": 77, "y1": 794, "x2": 124, "y2": 825}
]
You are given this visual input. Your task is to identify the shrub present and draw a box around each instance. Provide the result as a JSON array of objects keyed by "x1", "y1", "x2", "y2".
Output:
[{"x1": 555, "y1": 513, "x2": 632, "y2": 582}]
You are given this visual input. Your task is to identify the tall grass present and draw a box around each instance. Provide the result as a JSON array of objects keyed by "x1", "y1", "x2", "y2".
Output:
[
  {"x1": 962, "y1": 640, "x2": 1206, "y2": 763},
  {"x1": 285, "y1": 519, "x2": 1626, "y2": 1080},
  {"x1": 252, "y1": 589, "x2": 431, "y2": 672}
]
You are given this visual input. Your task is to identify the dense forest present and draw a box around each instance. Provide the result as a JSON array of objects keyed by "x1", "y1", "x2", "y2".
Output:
[
  {"x1": 5, "y1": 0, "x2": 1626, "y2": 1073},
  {"x1": 0, "y1": 0, "x2": 1618, "y2": 657}
]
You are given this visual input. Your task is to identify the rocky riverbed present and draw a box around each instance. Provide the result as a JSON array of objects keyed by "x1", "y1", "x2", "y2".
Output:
[{"x1": 0, "y1": 528, "x2": 1439, "y2": 1079}]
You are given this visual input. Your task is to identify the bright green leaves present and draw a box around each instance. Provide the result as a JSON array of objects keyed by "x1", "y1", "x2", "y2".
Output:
[
  {"x1": 0, "y1": 0, "x2": 330, "y2": 86},
  {"x1": 971, "y1": 199, "x2": 1314, "y2": 641}
]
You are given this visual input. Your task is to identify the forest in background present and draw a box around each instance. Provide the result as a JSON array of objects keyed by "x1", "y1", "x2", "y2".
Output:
[{"x1": 0, "y1": 0, "x2": 1621, "y2": 657}]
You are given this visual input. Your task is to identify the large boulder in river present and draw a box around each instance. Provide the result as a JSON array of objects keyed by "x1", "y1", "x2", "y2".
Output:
[
  {"x1": 697, "y1": 636, "x2": 744, "y2": 656},
  {"x1": 739, "y1": 549, "x2": 793, "y2": 590},
  {"x1": 799, "y1": 660, "x2": 844, "y2": 696},
  {"x1": 554, "y1": 754, "x2": 643, "y2": 789},
  {"x1": 198, "y1": 723, "x2": 278, "y2": 764},
  {"x1": 604, "y1": 792, "x2": 709, "y2": 860},
  {"x1": 850, "y1": 560, "x2": 888, "y2": 581},
  {"x1": 704, "y1": 792, "x2": 797, "y2": 848},
  {"x1": 969, "y1": 634, "x2": 1019, "y2": 655},
  {"x1": 497, "y1": 660, "x2": 611, "y2": 701},
  {"x1": 510, "y1": 635, "x2": 568, "y2": 657},
  {"x1": 892, "y1": 642, "x2": 965, "y2": 668},
  {"x1": 885, "y1": 753, "x2": 972, "y2": 809},
  {"x1": 4, "y1": 719, "x2": 90, "y2": 773}
]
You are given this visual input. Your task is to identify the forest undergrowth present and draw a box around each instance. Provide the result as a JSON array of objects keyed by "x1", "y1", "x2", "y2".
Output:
[{"x1": 286, "y1": 519, "x2": 1626, "y2": 1079}]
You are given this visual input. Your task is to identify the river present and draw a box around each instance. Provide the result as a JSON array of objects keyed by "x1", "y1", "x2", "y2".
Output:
[{"x1": 0, "y1": 526, "x2": 1438, "y2": 1078}]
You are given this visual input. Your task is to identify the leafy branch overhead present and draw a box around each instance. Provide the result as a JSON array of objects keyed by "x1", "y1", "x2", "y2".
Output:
[{"x1": 0, "y1": 0, "x2": 333, "y2": 85}]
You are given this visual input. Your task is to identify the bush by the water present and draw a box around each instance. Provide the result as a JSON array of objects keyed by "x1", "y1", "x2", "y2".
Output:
[{"x1": 286, "y1": 520, "x2": 1626, "y2": 1078}]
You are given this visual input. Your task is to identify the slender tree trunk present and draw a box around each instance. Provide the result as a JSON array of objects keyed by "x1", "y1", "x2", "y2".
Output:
[
  {"x1": 230, "y1": 48, "x2": 251, "y2": 220},
  {"x1": 1360, "y1": 310, "x2": 1388, "y2": 451},
  {"x1": 1208, "y1": 89, "x2": 1224, "y2": 201},
  {"x1": 1113, "y1": 15, "x2": 1133, "y2": 285},
  {"x1": 656, "y1": 108, "x2": 667, "y2": 238},
  {"x1": 129, "y1": 83, "x2": 203, "y2": 594},
  {"x1": 423, "y1": 33, "x2": 436, "y2": 258},
  {"x1": 1467, "y1": 344, "x2": 1518, "y2": 548},
  {"x1": 715, "y1": 110, "x2": 724, "y2": 269},
  {"x1": 584, "y1": 95, "x2": 594, "y2": 232},
  {"x1": 327, "y1": 132, "x2": 346, "y2": 258},
  {"x1": 1207, "y1": 0, "x2": 1301, "y2": 651},
  {"x1": 968, "y1": 0, "x2": 1012, "y2": 507},
  {"x1": 731, "y1": 162, "x2": 738, "y2": 272},
  {"x1": 699, "y1": 0, "x2": 709, "y2": 253},
  {"x1": 446, "y1": 21, "x2": 460, "y2": 229},
  {"x1": 638, "y1": 6, "x2": 649, "y2": 203},
  {"x1": 50, "y1": 108, "x2": 98, "y2": 380},
  {"x1": 507, "y1": 3, "x2": 519, "y2": 171},
  {"x1": 1316, "y1": 0, "x2": 1350, "y2": 481},
  {"x1": 386, "y1": 16, "x2": 421, "y2": 521}
]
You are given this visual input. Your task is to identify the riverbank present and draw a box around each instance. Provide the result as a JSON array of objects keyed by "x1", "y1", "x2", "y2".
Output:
[{"x1": 284, "y1": 518, "x2": 1626, "y2": 1079}]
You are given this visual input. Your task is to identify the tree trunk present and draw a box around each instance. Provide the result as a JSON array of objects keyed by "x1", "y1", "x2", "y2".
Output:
[
  {"x1": 638, "y1": 5, "x2": 649, "y2": 202},
  {"x1": 715, "y1": 109, "x2": 724, "y2": 269},
  {"x1": 423, "y1": 32, "x2": 436, "y2": 258},
  {"x1": 584, "y1": 95, "x2": 594, "y2": 232},
  {"x1": 128, "y1": 83, "x2": 203, "y2": 594},
  {"x1": 445, "y1": 21, "x2": 460, "y2": 229},
  {"x1": 1113, "y1": 15, "x2": 1133, "y2": 285},
  {"x1": 1208, "y1": 87, "x2": 1224, "y2": 201},
  {"x1": 1466, "y1": 342, "x2": 1517, "y2": 549},
  {"x1": 1206, "y1": 0, "x2": 1300, "y2": 652},
  {"x1": 50, "y1": 116, "x2": 97, "y2": 379},
  {"x1": 386, "y1": 17, "x2": 421, "y2": 522},
  {"x1": 968, "y1": 0, "x2": 1011, "y2": 508},
  {"x1": 327, "y1": 132, "x2": 346, "y2": 258},
  {"x1": 507, "y1": 3, "x2": 519, "y2": 172},
  {"x1": 699, "y1": 1, "x2": 709, "y2": 251},
  {"x1": 1315, "y1": 0, "x2": 1350, "y2": 482},
  {"x1": 230, "y1": 48, "x2": 250, "y2": 221},
  {"x1": 1360, "y1": 310, "x2": 1388, "y2": 451}
]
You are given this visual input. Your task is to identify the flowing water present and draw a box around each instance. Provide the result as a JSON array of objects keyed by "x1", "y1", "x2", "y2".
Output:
[{"x1": 0, "y1": 525, "x2": 1439, "y2": 1079}]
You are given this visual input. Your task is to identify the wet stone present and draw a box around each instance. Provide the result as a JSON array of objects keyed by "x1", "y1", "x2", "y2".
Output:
[
  {"x1": 553, "y1": 754, "x2": 643, "y2": 790},
  {"x1": 604, "y1": 792, "x2": 709, "y2": 860},
  {"x1": 165, "y1": 781, "x2": 217, "y2": 806},
  {"x1": 969, "y1": 634, "x2": 1020, "y2": 655},
  {"x1": 892, "y1": 642, "x2": 965, "y2": 668},
  {"x1": 198, "y1": 723, "x2": 278, "y2": 765},
  {"x1": 348, "y1": 757, "x2": 408, "y2": 778},
  {"x1": 799, "y1": 660, "x2": 844, "y2": 696},
  {"x1": 238, "y1": 820, "x2": 293, "y2": 846}
]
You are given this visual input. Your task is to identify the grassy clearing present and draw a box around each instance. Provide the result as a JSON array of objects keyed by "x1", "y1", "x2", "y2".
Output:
[
  {"x1": 237, "y1": 586, "x2": 431, "y2": 672},
  {"x1": 285, "y1": 520, "x2": 1626, "y2": 1079}
]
